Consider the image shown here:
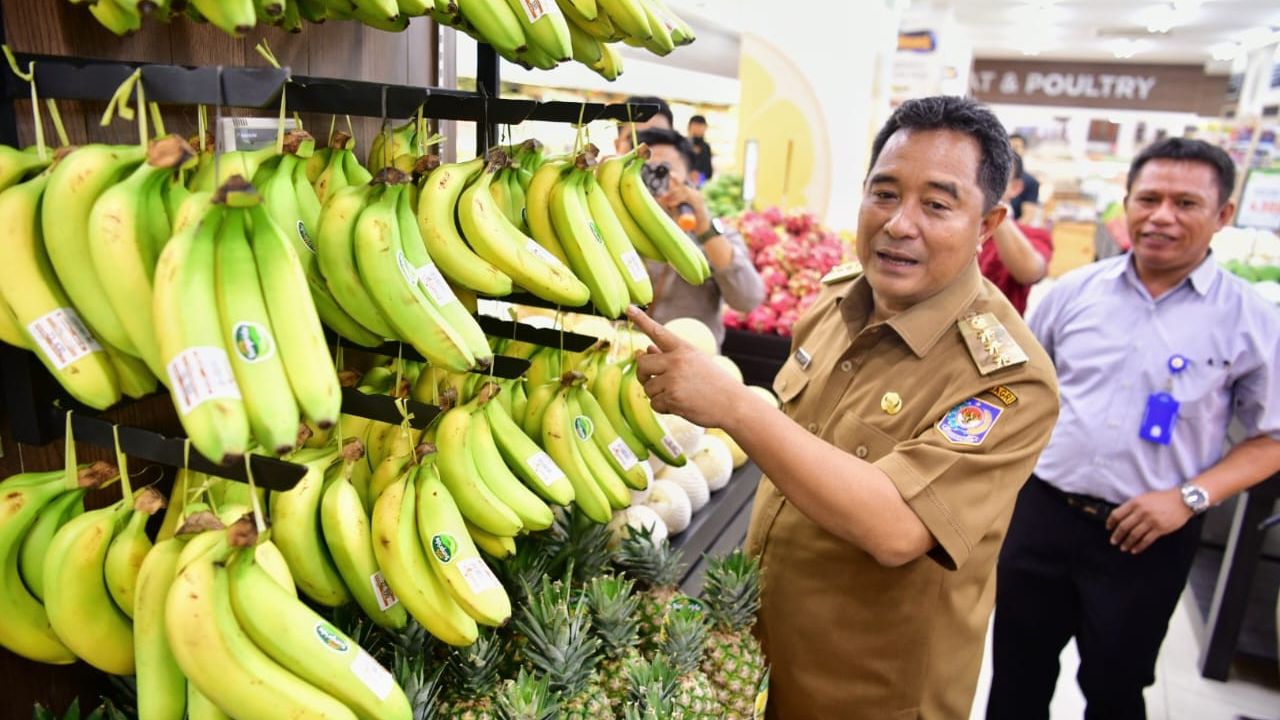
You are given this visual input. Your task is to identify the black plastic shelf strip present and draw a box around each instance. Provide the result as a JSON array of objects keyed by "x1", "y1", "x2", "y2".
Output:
[
  {"x1": 473, "y1": 315, "x2": 598, "y2": 353},
  {"x1": 502, "y1": 290, "x2": 612, "y2": 318},
  {"x1": 327, "y1": 333, "x2": 531, "y2": 379},
  {"x1": 66, "y1": 413, "x2": 308, "y2": 492},
  {"x1": 339, "y1": 387, "x2": 440, "y2": 429},
  {"x1": 3, "y1": 53, "x2": 658, "y2": 125},
  {"x1": 673, "y1": 461, "x2": 762, "y2": 593}
]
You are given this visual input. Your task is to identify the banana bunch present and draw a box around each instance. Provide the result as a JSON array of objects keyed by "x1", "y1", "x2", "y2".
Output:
[
  {"x1": 313, "y1": 166, "x2": 493, "y2": 371},
  {"x1": 0, "y1": 463, "x2": 117, "y2": 667},
  {"x1": 153, "y1": 176, "x2": 342, "y2": 464},
  {"x1": 156, "y1": 512, "x2": 412, "y2": 719}
]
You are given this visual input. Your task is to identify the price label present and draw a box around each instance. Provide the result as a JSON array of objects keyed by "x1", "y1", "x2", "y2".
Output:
[
  {"x1": 27, "y1": 307, "x2": 102, "y2": 370},
  {"x1": 166, "y1": 347, "x2": 241, "y2": 415}
]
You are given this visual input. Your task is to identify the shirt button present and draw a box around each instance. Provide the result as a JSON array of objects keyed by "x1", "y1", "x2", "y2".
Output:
[
  {"x1": 840, "y1": 360, "x2": 853, "y2": 373},
  {"x1": 806, "y1": 422, "x2": 819, "y2": 433},
  {"x1": 854, "y1": 445, "x2": 869, "y2": 459}
]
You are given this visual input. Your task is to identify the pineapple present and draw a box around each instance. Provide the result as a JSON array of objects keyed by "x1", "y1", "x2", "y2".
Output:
[
  {"x1": 395, "y1": 651, "x2": 444, "y2": 720},
  {"x1": 624, "y1": 655, "x2": 684, "y2": 720},
  {"x1": 584, "y1": 574, "x2": 644, "y2": 709},
  {"x1": 659, "y1": 602, "x2": 718, "y2": 720},
  {"x1": 512, "y1": 579, "x2": 611, "y2": 719},
  {"x1": 614, "y1": 526, "x2": 689, "y2": 654},
  {"x1": 495, "y1": 668, "x2": 560, "y2": 720},
  {"x1": 436, "y1": 632, "x2": 505, "y2": 719},
  {"x1": 540, "y1": 505, "x2": 616, "y2": 583},
  {"x1": 700, "y1": 551, "x2": 768, "y2": 718}
]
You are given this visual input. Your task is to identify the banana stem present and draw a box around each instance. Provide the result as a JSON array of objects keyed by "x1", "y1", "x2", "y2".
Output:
[
  {"x1": 112, "y1": 425, "x2": 135, "y2": 501},
  {"x1": 244, "y1": 456, "x2": 267, "y2": 534}
]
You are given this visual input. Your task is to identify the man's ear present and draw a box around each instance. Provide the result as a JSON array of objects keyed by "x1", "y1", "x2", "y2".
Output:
[{"x1": 980, "y1": 203, "x2": 1009, "y2": 242}]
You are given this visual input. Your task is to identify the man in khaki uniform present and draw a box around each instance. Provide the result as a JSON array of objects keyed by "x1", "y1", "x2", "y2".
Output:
[{"x1": 625, "y1": 95, "x2": 1060, "y2": 719}]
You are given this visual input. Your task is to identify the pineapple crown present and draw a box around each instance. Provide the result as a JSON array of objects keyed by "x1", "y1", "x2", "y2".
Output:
[
  {"x1": 498, "y1": 536, "x2": 554, "y2": 604},
  {"x1": 442, "y1": 631, "x2": 504, "y2": 700},
  {"x1": 614, "y1": 526, "x2": 684, "y2": 591},
  {"x1": 542, "y1": 506, "x2": 615, "y2": 583},
  {"x1": 658, "y1": 600, "x2": 710, "y2": 676},
  {"x1": 584, "y1": 574, "x2": 642, "y2": 659},
  {"x1": 624, "y1": 655, "x2": 680, "y2": 720},
  {"x1": 700, "y1": 550, "x2": 762, "y2": 633},
  {"x1": 496, "y1": 668, "x2": 561, "y2": 720},
  {"x1": 394, "y1": 652, "x2": 444, "y2": 720},
  {"x1": 512, "y1": 580, "x2": 602, "y2": 698}
]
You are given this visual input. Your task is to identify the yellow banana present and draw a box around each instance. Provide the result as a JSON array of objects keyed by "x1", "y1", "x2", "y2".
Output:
[
  {"x1": 573, "y1": 385, "x2": 648, "y2": 489},
  {"x1": 619, "y1": 147, "x2": 710, "y2": 284},
  {"x1": 458, "y1": 154, "x2": 590, "y2": 307},
  {"x1": 269, "y1": 449, "x2": 352, "y2": 606},
  {"x1": 525, "y1": 159, "x2": 573, "y2": 266},
  {"x1": 597, "y1": 0, "x2": 650, "y2": 39},
  {"x1": 541, "y1": 386, "x2": 613, "y2": 523},
  {"x1": 483, "y1": 397, "x2": 576, "y2": 506},
  {"x1": 505, "y1": 0, "x2": 572, "y2": 61},
  {"x1": 317, "y1": 184, "x2": 399, "y2": 339},
  {"x1": 370, "y1": 471, "x2": 479, "y2": 646},
  {"x1": 584, "y1": 170, "x2": 654, "y2": 305},
  {"x1": 415, "y1": 463, "x2": 511, "y2": 626},
  {"x1": 435, "y1": 404, "x2": 524, "y2": 537},
  {"x1": 621, "y1": 362, "x2": 687, "y2": 465},
  {"x1": 464, "y1": 519, "x2": 517, "y2": 559},
  {"x1": 0, "y1": 173, "x2": 121, "y2": 409},
  {"x1": 566, "y1": 391, "x2": 632, "y2": 509},
  {"x1": 134, "y1": 536, "x2": 187, "y2": 720},
  {"x1": 550, "y1": 163, "x2": 629, "y2": 318},
  {"x1": 468, "y1": 390, "x2": 556, "y2": 530},
  {"x1": 456, "y1": 0, "x2": 527, "y2": 56},
  {"x1": 590, "y1": 359, "x2": 650, "y2": 458},
  {"x1": 104, "y1": 491, "x2": 164, "y2": 618},
  {"x1": 417, "y1": 157, "x2": 513, "y2": 296},
  {"x1": 596, "y1": 153, "x2": 662, "y2": 259}
]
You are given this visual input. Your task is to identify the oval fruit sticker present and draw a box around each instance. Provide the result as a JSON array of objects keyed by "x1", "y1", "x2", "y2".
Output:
[
  {"x1": 573, "y1": 415, "x2": 594, "y2": 441},
  {"x1": 314, "y1": 622, "x2": 349, "y2": 653},
  {"x1": 431, "y1": 533, "x2": 458, "y2": 564},
  {"x1": 232, "y1": 322, "x2": 274, "y2": 363}
]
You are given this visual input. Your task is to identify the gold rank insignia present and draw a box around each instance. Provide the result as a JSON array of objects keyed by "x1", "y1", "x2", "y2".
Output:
[
  {"x1": 821, "y1": 261, "x2": 864, "y2": 285},
  {"x1": 957, "y1": 312, "x2": 1029, "y2": 376}
]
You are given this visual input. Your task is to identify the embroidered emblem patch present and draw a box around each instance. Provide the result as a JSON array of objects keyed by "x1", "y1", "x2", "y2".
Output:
[{"x1": 936, "y1": 397, "x2": 1004, "y2": 446}]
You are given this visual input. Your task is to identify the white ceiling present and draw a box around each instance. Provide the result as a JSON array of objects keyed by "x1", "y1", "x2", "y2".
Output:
[{"x1": 670, "y1": 0, "x2": 1280, "y2": 67}]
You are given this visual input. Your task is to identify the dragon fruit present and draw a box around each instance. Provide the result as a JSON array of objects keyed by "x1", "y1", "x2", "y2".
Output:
[{"x1": 724, "y1": 206, "x2": 853, "y2": 336}]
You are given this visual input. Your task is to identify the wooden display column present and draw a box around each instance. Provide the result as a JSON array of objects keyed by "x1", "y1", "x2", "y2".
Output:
[{"x1": 0, "y1": 3, "x2": 438, "y2": 715}]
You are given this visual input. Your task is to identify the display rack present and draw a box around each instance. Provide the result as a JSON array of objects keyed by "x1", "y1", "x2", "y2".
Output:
[
  {"x1": 674, "y1": 462, "x2": 762, "y2": 594},
  {"x1": 0, "y1": 47, "x2": 657, "y2": 480}
]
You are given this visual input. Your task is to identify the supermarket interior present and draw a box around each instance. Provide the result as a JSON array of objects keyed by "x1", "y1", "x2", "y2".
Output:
[{"x1": 0, "y1": 0, "x2": 1278, "y2": 718}]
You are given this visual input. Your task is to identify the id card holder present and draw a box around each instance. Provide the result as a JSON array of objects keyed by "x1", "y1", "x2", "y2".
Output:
[{"x1": 1139, "y1": 392, "x2": 1179, "y2": 446}]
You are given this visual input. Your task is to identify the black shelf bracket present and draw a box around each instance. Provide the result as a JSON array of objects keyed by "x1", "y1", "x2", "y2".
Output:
[{"x1": 473, "y1": 315, "x2": 599, "y2": 353}]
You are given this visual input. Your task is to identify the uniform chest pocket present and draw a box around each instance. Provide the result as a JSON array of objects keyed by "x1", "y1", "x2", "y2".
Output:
[
  {"x1": 1171, "y1": 365, "x2": 1231, "y2": 419},
  {"x1": 772, "y1": 359, "x2": 811, "y2": 407},
  {"x1": 829, "y1": 415, "x2": 900, "y2": 464}
]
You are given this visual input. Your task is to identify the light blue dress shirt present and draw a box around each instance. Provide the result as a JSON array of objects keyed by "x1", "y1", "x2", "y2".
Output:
[{"x1": 1028, "y1": 252, "x2": 1280, "y2": 504}]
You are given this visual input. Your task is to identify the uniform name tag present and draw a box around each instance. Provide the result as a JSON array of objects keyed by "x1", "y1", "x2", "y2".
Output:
[
  {"x1": 793, "y1": 347, "x2": 812, "y2": 369},
  {"x1": 1139, "y1": 392, "x2": 1178, "y2": 446}
]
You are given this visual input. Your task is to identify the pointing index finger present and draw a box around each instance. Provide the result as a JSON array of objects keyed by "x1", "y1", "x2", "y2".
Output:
[{"x1": 625, "y1": 306, "x2": 686, "y2": 353}]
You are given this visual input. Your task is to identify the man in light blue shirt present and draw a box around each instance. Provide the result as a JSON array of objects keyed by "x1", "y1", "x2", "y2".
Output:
[{"x1": 987, "y1": 138, "x2": 1280, "y2": 719}]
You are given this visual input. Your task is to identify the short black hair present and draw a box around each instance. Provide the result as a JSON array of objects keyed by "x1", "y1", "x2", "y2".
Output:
[
  {"x1": 636, "y1": 128, "x2": 694, "y2": 171},
  {"x1": 624, "y1": 95, "x2": 673, "y2": 129},
  {"x1": 689, "y1": 115, "x2": 707, "y2": 125},
  {"x1": 1127, "y1": 137, "x2": 1234, "y2": 207},
  {"x1": 868, "y1": 96, "x2": 1013, "y2": 211}
]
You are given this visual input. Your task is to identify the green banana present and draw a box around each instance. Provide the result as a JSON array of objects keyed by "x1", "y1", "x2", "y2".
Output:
[
  {"x1": 134, "y1": 537, "x2": 187, "y2": 720},
  {"x1": 17, "y1": 487, "x2": 85, "y2": 601},
  {"x1": 620, "y1": 362, "x2": 686, "y2": 465},
  {"x1": 483, "y1": 396, "x2": 575, "y2": 506},
  {"x1": 550, "y1": 163, "x2": 629, "y2": 318},
  {"x1": 573, "y1": 384, "x2": 648, "y2": 489},
  {"x1": 434, "y1": 403, "x2": 524, "y2": 537},
  {"x1": 541, "y1": 386, "x2": 613, "y2": 524},
  {"x1": 417, "y1": 157, "x2": 513, "y2": 296},
  {"x1": 590, "y1": 359, "x2": 649, "y2": 458},
  {"x1": 468, "y1": 390, "x2": 555, "y2": 530},
  {"x1": 316, "y1": 184, "x2": 399, "y2": 340},
  {"x1": 597, "y1": 152, "x2": 663, "y2": 260},
  {"x1": 269, "y1": 449, "x2": 352, "y2": 606},
  {"x1": 567, "y1": 391, "x2": 632, "y2": 509},
  {"x1": 619, "y1": 147, "x2": 710, "y2": 285},
  {"x1": 584, "y1": 170, "x2": 653, "y2": 305}
]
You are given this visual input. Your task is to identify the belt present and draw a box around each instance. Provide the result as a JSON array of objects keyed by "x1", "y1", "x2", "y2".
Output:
[{"x1": 1035, "y1": 476, "x2": 1118, "y2": 523}]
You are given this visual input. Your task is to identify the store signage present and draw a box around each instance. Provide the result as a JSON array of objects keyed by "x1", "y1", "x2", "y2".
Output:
[
  {"x1": 1236, "y1": 169, "x2": 1280, "y2": 231},
  {"x1": 970, "y1": 60, "x2": 1227, "y2": 113}
]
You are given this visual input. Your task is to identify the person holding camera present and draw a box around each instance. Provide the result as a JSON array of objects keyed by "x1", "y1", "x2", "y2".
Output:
[{"x1": 635, "y1": 127, "x2": 764, "y2": 349}]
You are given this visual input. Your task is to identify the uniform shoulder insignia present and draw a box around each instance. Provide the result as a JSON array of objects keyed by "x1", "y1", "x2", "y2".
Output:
[
  {"x1": 956, "y1": 312, "x2": 1029, "y2": 376},
  {"x1": 985, "y1": 384, "x2": 1018, "y2": 406},
  {"x1": 821, "y1": 261, "x2": 863, "y2": 285},
  {"x1": 937, "y1": 397, "x2": 1004, "y2": 446}
]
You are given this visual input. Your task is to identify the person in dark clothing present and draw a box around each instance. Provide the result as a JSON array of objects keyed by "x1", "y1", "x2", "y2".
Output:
[
  {"x1": 1008, "y1": 133, "x2": 1040, "y2": 220},
  {"x1": 687, "y1": 114, "x2": 714, "y2": 185}
]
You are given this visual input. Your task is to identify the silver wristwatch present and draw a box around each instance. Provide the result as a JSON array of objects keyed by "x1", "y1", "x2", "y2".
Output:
[{"x1": 1180, "y1": 484, "x2": 1211, "y2": 514}]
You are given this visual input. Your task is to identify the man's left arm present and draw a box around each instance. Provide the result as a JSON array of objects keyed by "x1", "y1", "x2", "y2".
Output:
[
  {"x1": 1109, "y1": 332, "x2": 1280, "y2": 554},
  {"x1": 991, "y1": 215, "x2": 1050, "y2": 285}
]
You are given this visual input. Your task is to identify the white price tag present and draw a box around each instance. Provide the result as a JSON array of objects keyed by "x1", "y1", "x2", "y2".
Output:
[
  {"x1": 349, "y1": 649, "x2": 395, "y2": 700},
  {"x1": 516, "y1": 0, "x2": 559, "y2": 22},
  {"x1": 26, "y1": 307, "x2": 102, "y2": 370},
  {"x1": 369, "y1": 572, "x2": 399, "y2": 611},
  {"x1": 166, "y1": 347, "x2": 241, "y2": 415},
  {"x1": 620, "y1": 250, "x2": 648, "y2": 283},
  {"x1": 607, "y1": 437, "x2": 640, "y2": 471},
  {"x1": 661, "y1": 434, "x2": 684, "y2": 459},
  {"x1": 458, "y1": 558, "x2": 502, "y2": 594},
  {"x1": 416, "y1": 263, "x2": 458, "y2": 306},
  {"x1": 526, "y1": 239, "x2": 563, "y2": 268},
  {"x1": 527, "y1": 451, "x2": 566, "y2": 487}
]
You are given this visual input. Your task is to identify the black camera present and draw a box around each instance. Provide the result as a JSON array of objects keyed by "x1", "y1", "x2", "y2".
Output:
[{"x1": 641, "y1": 161, "x2": 672, "y2": 197}]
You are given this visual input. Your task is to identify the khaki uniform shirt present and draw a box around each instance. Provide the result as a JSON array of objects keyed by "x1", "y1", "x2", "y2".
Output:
[{"x1": 745, "y1": 263, "x2": 1059, "y2": 719}]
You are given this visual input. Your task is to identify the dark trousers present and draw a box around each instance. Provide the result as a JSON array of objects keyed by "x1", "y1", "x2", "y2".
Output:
[{"x1": 986, "y1": 477, "x2": 1203, "y2": 720}]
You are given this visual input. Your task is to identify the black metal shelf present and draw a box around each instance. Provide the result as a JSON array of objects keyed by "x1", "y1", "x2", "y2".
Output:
[
  {"x1": 1, "y1": 52, "x2": 658, "y2": 126},
  {"x1": 674, "y1": 461, "x2": 762, "y2": 594},
  {"x1": 328, "y1": 332, "x2": 532, "y2": 379},
  {"x1": 67, "y1": 412, "x2": 307, "y2": 491},
  {"x1": 473, "y1": 314, "x2": 598, "y2": 353}
]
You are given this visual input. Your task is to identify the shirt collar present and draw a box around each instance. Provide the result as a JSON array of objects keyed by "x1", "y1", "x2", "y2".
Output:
[
  {"x1": 836, "y1": 262, "x2": 984, "y2": 358},
  {"x1": 1107, "y1": 251, "x2": 1219, "y2": 297}
]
